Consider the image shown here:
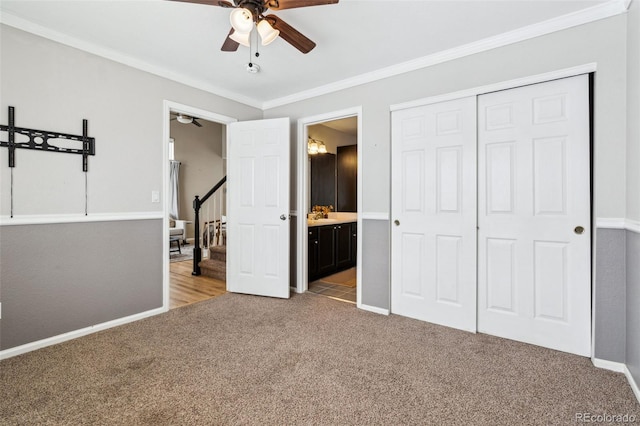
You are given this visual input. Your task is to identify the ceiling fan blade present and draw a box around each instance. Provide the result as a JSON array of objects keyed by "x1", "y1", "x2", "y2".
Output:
[
  {"x1": 193, "y1": 119, "x2": 203, "y2": 127},
  {"x1": 265, "y1": 15, "x2": 316, "y2": 54},
  {"x1": 265, "y1": 0, "x2": 338, "y2": 11},
  {"x1": 168, "y1": 0, "x2": 235, "y2": 7},
  {"x1": 221, "y1": 28, "x2": 240, "y2": 52}
]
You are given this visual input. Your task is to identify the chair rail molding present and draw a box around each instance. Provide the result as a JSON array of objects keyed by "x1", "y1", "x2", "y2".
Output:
[
  {"x1": 0, "y1": 211, "x2": 163, "y2": 226},
  {"x1": 596, "y1": 217, "x2": 640, "y2": 233}
]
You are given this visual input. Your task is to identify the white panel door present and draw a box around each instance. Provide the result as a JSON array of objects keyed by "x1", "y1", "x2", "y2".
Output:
[
  {"x1": 227, "y1": 117, "x2": 290, "y2": 299},
  {"x1": 477, "y1": 75, "x2": 591, "y2": 356},
  {"x1": 391, "y1": 97, "x2": 477, "y2": 332}
]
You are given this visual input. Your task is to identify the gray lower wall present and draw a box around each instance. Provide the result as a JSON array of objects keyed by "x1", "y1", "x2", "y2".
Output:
[
  {"x1": 361, "y1": 219, "x2": 389, "y2": 309},
  {"x1": 627, "y1": 230, "x2": 640, "y2": 387},
  {"x1": 0, "y1": 219, "x2": 163, "y2": 350},
  {"x1": 594, "y1": 228, "x2": 627, "y2": 362}
]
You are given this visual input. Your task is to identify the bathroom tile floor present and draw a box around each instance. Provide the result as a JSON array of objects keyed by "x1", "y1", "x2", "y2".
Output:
[{"x1": 307, "y1": 281, "x2": 357, "y2": 303}]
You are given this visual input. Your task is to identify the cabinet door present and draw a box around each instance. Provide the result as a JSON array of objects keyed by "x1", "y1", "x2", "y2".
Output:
[
  {"x1": 311, "y1": 153, "x2": 336, "y2": 208},
  {"x1": 335, "y1": 223, "x2": 353, "y2": 270},
  {"x1": 337, "y1": 145, "x2": 357, "y2": 212},
  {"x1": 316, "y1": 225, "x2": 336, "y2": 277},
  {"x1": 308, "y1": 228, "x2": 319, "y2": 281}
]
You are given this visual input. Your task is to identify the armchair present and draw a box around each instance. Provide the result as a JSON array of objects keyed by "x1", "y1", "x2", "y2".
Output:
[{"x1": 169, "y1": 219, "x2": 189, "y2": 245}]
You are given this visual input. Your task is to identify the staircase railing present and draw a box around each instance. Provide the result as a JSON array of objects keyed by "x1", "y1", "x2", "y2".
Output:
[{"x1": 192, "y1": 175, "x2": 226, "y2": 276}]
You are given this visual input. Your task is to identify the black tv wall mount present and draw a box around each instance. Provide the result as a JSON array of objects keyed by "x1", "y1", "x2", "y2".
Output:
[{"x1": 0, "y1": 106, "x2": 95, "y2": 171}]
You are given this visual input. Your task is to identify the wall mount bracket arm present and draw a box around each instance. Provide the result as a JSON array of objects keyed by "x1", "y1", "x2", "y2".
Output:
[{"x1": 0, "y1": 106, "x2": 96, "y2": 171}]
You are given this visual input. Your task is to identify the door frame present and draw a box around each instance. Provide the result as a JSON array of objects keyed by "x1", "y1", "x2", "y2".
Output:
[
  {"x1": 161, "y1": 100, "x2": 237, "y2": 310},
  {"x1": 389, "y1": 63, "x2": 597, "y2": 355},
  {"x1": 296, "y1": 107, "x2": 363, "y2": 305}
]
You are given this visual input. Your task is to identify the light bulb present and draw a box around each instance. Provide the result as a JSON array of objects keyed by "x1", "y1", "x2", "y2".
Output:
[
  {"x1": 230, "y1": 8, "x2": 254, "y2": 33},
  {"x1": 229, "y1": 30, "x2": 250, "y2": 47},
  {"x1": 308, "y1": 141, "x2": 318, "y2": 155},
  {"x1": 257, "y1": 19, "x2": 279, "y2": 46}
]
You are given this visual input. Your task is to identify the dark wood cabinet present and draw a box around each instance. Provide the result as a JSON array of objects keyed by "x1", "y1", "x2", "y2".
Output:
[
  {"x1": 309, "y1": 222, "x2": 356, "y2": 281},
  {"x1": 308, "y1": 228, "x2": 318, "y2": 279},
  {"x1": 310, "y1": 153, "x2": 336, "y2": 208},
  {"x1": 316, "y1": 225, "x2": 336, "y2": 277},
  {"x1": 335, "y1": 223, "x2": 352, "y2": 270},
  {"x1": 337, "y1": 145, "x2": 357, "y2": 212}
]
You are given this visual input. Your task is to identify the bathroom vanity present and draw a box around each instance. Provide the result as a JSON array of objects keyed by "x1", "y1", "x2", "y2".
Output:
[{"x1": 308, "y1": 216, "x2": 357, "y2": 281}]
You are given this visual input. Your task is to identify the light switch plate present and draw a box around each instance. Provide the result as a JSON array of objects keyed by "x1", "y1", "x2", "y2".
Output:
[{"x1": 151, "y1": 190, "x2": 160, "y2": 203}]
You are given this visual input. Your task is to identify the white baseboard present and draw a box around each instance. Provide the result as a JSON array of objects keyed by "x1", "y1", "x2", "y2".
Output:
[
  {"x1": 0, "y1": 306, "x2": 167, "y2": 360},
  {"x1": 592, "y1": 358, "x2": 640, "y2": 404},
  {"x1": 592, "y1": 357, "x2": 626, "y2": 372},
  {"x1": 358, "y1": 303, "x2": 389, "y2": 316},
  {"x1": 625, "y1": 365, "x2": 640, "y2": 404}
]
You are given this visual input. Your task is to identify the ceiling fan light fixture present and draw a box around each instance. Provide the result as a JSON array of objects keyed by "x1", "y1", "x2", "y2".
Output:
[
  {"x1": 229, "y1": 30, "x2": 251, "y2": 47},
  {"x1": 176, "y1": 114, "x2": 193, "y2": 124},
  {"x1": 230, "y1": 8, "x2": 254, "y2": 33},
  {"x1": 257, "y1": 19, "x2": 279, "y2": 46}
]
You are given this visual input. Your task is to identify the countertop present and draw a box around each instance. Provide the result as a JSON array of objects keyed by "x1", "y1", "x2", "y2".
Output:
[
  {"x1": 307, "y1": 218, "x2": 356, "y2": 228},
  {"x1": 307, "y1": 212, "x2": 357, "y2": 227}
]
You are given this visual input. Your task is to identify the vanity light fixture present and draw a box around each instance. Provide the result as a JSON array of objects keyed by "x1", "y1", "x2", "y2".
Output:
[{"x1": 308, "y1": 137, "x2": 328, "y2": 155}]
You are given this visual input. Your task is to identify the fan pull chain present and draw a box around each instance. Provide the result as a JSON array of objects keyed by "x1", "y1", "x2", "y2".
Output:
[{"x1": 248, "y1": 34, "x2": 252, "y2": 66}]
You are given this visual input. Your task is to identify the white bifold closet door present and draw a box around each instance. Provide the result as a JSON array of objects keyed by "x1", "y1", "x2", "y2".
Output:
[
  {"x1": 391, "y1": 96, "x2": 477, "y2": 332},
  {"x1": 477, "y1": 75, "x2": 591, "y2": 356}
]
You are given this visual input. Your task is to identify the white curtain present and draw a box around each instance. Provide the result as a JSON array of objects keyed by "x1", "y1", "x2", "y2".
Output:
[{"x1": 169, "y1": 160, "x2": 180, "y2": 220}]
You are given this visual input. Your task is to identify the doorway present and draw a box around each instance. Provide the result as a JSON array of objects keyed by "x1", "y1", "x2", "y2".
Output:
[
  {"x1": 297, "y1": 107, "x2": 363, "y2": 306},
  {"x1": 162, "y1": 101, "x2": 237, "y2": 310}
]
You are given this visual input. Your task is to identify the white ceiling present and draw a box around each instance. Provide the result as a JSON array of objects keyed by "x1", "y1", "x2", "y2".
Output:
[{"x1": 0, "y1": 0, "x2": 620, "y2": 109}]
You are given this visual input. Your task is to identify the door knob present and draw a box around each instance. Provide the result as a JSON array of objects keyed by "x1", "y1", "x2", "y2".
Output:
[
  {"x1": 394, "y1": 220, "x2": 400, "y2": 226},
  {"x1": 280, "y1": 214, "x2": 287, "y2": 221},
  {"x1": 574, "y1": 226, "x2": 585, "y2": 235}
]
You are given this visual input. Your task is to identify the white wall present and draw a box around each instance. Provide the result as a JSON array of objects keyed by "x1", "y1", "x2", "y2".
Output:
[
  {"x1": 628, "y1": 0, "x2": 640, "y2": 222},
  {"x1": 625, "y1": 0, "x2": 640, "y2": 401},
  {"x1": 265, "y1": 13, "x2": 629, "y2": 314},
  {"x1": 265, "y1": 14, "x2": 628, "y2": 220},
  {"x1": 0, "y1": 25, "x2": 261, "y2": 217}
]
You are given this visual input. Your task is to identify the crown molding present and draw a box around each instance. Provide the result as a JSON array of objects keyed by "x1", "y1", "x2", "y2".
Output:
[
  {"x1": 1, "y1": 1, "x2": 629, "y2": 111},
  {"x1": 262, "y1": 0, "x2": 628, "y2": 109},
  {"x1": 0, "y1": 12, "x2": 264, "y2": 109}
]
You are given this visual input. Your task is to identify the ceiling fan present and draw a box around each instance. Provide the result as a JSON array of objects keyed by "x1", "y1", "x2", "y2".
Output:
[
  {"x1": 170, "y1": 0, "x2": 339, "y2": 54},
  {"x1": 171, "y1": 113, "x2": 203, "y2": 127}
]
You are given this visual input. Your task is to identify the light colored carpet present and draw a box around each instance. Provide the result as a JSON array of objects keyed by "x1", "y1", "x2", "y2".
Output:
[
  {"x1": 316, "y1": 267, "x2": 357, "y2": 287},
  {"x1": 0, "y1": 293, "x2": 638, "y2": 425}
]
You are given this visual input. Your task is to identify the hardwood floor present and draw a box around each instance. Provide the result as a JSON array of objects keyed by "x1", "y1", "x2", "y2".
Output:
[{"x1": 170, "y1": 260, "x2": 226, "y2": 309}]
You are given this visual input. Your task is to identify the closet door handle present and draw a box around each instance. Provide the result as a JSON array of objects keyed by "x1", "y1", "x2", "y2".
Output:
[{"x1": 394, "y1": 220, "x2": 400, "y2": 226}]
